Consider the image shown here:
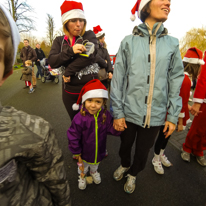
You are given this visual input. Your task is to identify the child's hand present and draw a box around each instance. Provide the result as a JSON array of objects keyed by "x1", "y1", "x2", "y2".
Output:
[
  {"x1": 177, "y1": 124, "x2": 183, "y2": 132},
  {"x1": 63, "y1": 75, "x2": 70, "y2": 83},
  {"x1": 188, "y1": 104, "x2": 192, "y2": 111},
  {"x1": 113, "y1": 118, "x2": 127, "y2": 131}
]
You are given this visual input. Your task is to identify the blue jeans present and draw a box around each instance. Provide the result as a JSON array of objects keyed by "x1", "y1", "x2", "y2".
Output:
[{"x1": 36, "y1": 65, "x2": 43, "y2": 78}]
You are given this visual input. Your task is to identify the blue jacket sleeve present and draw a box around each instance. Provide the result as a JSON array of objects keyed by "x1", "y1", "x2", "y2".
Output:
[
  {"x1": 110, "y1": 40, "x2": 127, "y2": 120},
  {"x1": 167, "y1": 44, "x2": 184, "y2": 124},
  {"x1": 67, "y1": 114, "x2": 83, "y2": 155},
  {"x1": 106, "y1": 111, "x2": 122, "y2": 136}
]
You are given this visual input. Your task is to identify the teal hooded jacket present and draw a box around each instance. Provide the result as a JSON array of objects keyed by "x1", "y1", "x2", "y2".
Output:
[{"x1": 110, "y1": 22, "x2": 184, "y2": 128}]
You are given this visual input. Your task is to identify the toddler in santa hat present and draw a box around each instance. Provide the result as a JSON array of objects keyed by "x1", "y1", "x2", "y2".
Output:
[
  {"x1": 67, "y1": 79, "x2": 121, "y2": 190},
  {"x1": 152, "y1": 47, "x2": 204, "y2": 175}
]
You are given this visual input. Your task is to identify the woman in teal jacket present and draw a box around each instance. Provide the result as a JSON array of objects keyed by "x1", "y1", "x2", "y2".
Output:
[{"x1": 111, "y1": 0, "x2": 184, "y2": 194}]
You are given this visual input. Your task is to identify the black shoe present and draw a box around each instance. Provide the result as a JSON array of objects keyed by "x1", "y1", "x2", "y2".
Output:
[
  {"x1": 33, "y1": 85, "x2": 36, "y2": 88},
  {"x1": 23, "y1": 86, "x2": 29, "y2": 89}
]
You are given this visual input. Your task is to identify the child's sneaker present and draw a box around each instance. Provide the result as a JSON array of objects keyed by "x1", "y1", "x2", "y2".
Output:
[
  {"x1": 181, "y1": 148, "x2": 190, "y2": 162},
  {"x1": 90, "y1": 171, "x2": 101, "y2": 184},
  {"x1": 28, "y1": 89, "x2": 35, "y2": 94},
  {"x1": 196, "y1": 156, "x2": 206, "y2": 166},
  {"x1": 113, "y1": 165, "x2": 130, "y2": 181},
  {"x1": 124, "y1": 174, "x2": 136, "y2": 194},
  {"x1": 160, "y1": 154, "x2": 172, "y2": 167},
  {"x1": 152, "y1": 157, "x2": 164, "y2": 174},
  {"x1": 78, "y1": 175, "x2": 87, "y2": 190}
]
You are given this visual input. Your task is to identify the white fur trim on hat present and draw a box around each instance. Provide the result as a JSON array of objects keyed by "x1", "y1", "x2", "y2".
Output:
[
  {"x1": 138, "y1": 0, "x2": 151, "y2": 18},
  {"x1": 96, "y1": 32, "x2": 104, "y2": 38},
  {"x1": 183, "y1": 57, "x2": 205, "y2": 65},
  {"x1": 130, "y1": 14, "x2": 136, "y2": 21},
  {"x1": 82, "y1": 89, "x2": 108, "y2": 103},
  {"x1": 0, "y1": 3, "x2": 20, "y2": 65},
  {"x1": 72, "y1": 103, "x2": 80, "y2": 111},
  {"x1": 61, "y1": 9, "x2": 85, "y2": 24}
]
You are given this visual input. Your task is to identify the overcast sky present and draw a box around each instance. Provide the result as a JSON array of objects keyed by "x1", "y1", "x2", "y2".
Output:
[{"x1": 2, "y1": 0, "x2": 206, "y2": 54}]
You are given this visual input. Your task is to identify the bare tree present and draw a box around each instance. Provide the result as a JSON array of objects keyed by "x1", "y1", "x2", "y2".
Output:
[
  {"x1": 46, "y1": 14, "x2": 55, "y2": 47},
  {"x1": 180, "y1": 27, "x2": 206, "y2": 58},
  {"x1": 7, "y1": 0, "x2": 35, "y2": 33},
  {"x1": 55, "y1": 27, "x2": 64, "y2": 37}
]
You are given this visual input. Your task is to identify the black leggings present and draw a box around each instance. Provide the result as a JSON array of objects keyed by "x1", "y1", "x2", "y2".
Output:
[
  {"x1": 119, "y1": 121, "x2": 161, "y2": 176},
  {"x1": 62, "y1": 86, "x2": 79, "y2": 121},
  {"x1": 154, "y1": 125, "x2": 171, "y2": 155}
]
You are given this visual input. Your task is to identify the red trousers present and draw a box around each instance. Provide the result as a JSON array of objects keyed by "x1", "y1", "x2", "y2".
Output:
[
  {"x1": 25, "y1": 81, "x2": 31, "y2": 86},
  {"x1": 183, "y1": 103, "x2": 206, "y2": 156}
]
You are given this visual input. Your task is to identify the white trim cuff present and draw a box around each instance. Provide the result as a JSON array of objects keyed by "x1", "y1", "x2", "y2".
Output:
[
  {"x1": 193, "y1": 98, "x2": 204, "y2": 103},
  {"x1": 178, "y1": 112, "x2": 185, "y2": 118}
]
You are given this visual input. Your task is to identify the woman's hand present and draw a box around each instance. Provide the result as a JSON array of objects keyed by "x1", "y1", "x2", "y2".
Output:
[
  {"x1": 72, "y1": 44, "x2": 86, "y2": 54},
  {"x1": 163, "y1": 121, "x2": 176, "y2": 138},
  {"x1": 113, "y1": 118, "x2": 127, "y2": 131},
  {"x1": 108, "y1": 72, "x2": 113, "y2": 79},
  {"x1": 63, "y1": 75, "x2": 71, "y2": 83}
]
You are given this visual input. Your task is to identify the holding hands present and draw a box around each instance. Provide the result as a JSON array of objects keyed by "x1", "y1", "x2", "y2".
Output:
[
  {"x1": 189, "y1": 102, "x2": 202, "y2": 116},
  {"x1": 113, "y1": 118, "x2": 127, "y2": 131}
]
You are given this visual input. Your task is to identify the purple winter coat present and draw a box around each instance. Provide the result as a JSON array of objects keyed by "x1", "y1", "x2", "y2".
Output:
[{"x1": 67, "y1": 108, "x2": 121, "y2": 164}]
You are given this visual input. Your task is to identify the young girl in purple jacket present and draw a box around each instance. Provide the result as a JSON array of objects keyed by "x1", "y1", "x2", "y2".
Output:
[{"x1": 67, "y1": 79, "x2": 120, "y2": 190}]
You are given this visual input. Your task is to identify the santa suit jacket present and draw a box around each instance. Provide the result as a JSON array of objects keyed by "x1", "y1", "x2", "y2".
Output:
[
  {"x1": 179, "y1": 73, "x2": 192, "y2": 129},
  {"x1": 193, "y1": 57, "x2": 206, "y2": 104}
]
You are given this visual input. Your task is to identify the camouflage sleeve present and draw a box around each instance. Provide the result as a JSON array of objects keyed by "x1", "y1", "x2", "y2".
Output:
[{"x1": 19, "y1": 113, "x2": 71, "y2": 206}]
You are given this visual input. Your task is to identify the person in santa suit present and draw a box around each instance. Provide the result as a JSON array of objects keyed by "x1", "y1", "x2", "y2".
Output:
[
  {"x1": 181, "y1": 50, "x2": 206, "y2": 166},
  {"x1": 152, "y1": 47, "x2": 204, "y2": 175}
]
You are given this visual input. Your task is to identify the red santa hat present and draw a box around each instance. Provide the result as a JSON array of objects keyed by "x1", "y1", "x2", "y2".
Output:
[
  {"x1": 72, "y1": 79, "x2": 108, "y2": 110},
  {"x1": 130, "y1": 0, "x2": 151, "y2": 21},
  {"x1": 93, "y1": 25, "x2": 105, "y2": 39},
  {"x1": 0, "y1": 4, "x2": 20, "y2": 65},
  {"x1": 60, "y1": 0, "x2": 85, "y2": 24},
  {"x1": 183, "y1": 47, "x2": 205, "y2": 65}
]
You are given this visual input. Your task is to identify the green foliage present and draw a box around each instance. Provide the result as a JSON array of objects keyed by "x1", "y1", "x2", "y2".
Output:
[
  {"x1": 180, "y1": 27, "x2": 206, "y2": 59},
  {"x1": 40, "y1": 40, "x2": 51, "y2": 58}
]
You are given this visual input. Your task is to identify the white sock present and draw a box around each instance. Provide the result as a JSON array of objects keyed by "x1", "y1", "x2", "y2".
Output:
[
  {"x1": 160, "y1": 149, "x2": 165, "y2": 156},
  {"x1": 154, "y1": 153, "x2": 160, "y2": 161}
]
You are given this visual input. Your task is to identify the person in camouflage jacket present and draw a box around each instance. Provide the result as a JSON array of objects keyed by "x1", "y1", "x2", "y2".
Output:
[{"x1": 0, "y1": 3, "x2": 71, "y2": 206}]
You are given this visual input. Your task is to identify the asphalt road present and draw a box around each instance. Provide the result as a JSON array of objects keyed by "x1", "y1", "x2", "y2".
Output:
[{"x1": 0, "y1": 68, "x2": 206, "y2": 206}]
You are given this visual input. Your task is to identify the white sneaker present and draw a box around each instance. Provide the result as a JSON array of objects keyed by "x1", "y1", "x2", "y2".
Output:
[
  {"x1": 152, "y1": 157, "x2": 164, "y2": 175},
  {"x1": 78, "y1": 176, "x2": 87, "y2": 190},
  {"x1": 160, "y1": 154, "x2": 172, "y2": 167},
  {"x1": 90, "y1": 171, "x2": 101, "y2": 184},
  {"x1": 113, "y1": 165, "x2": 130, "y2": 181},
  {"x1": 124, "y1": 174, "x2": 136, "y2": 194}
]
